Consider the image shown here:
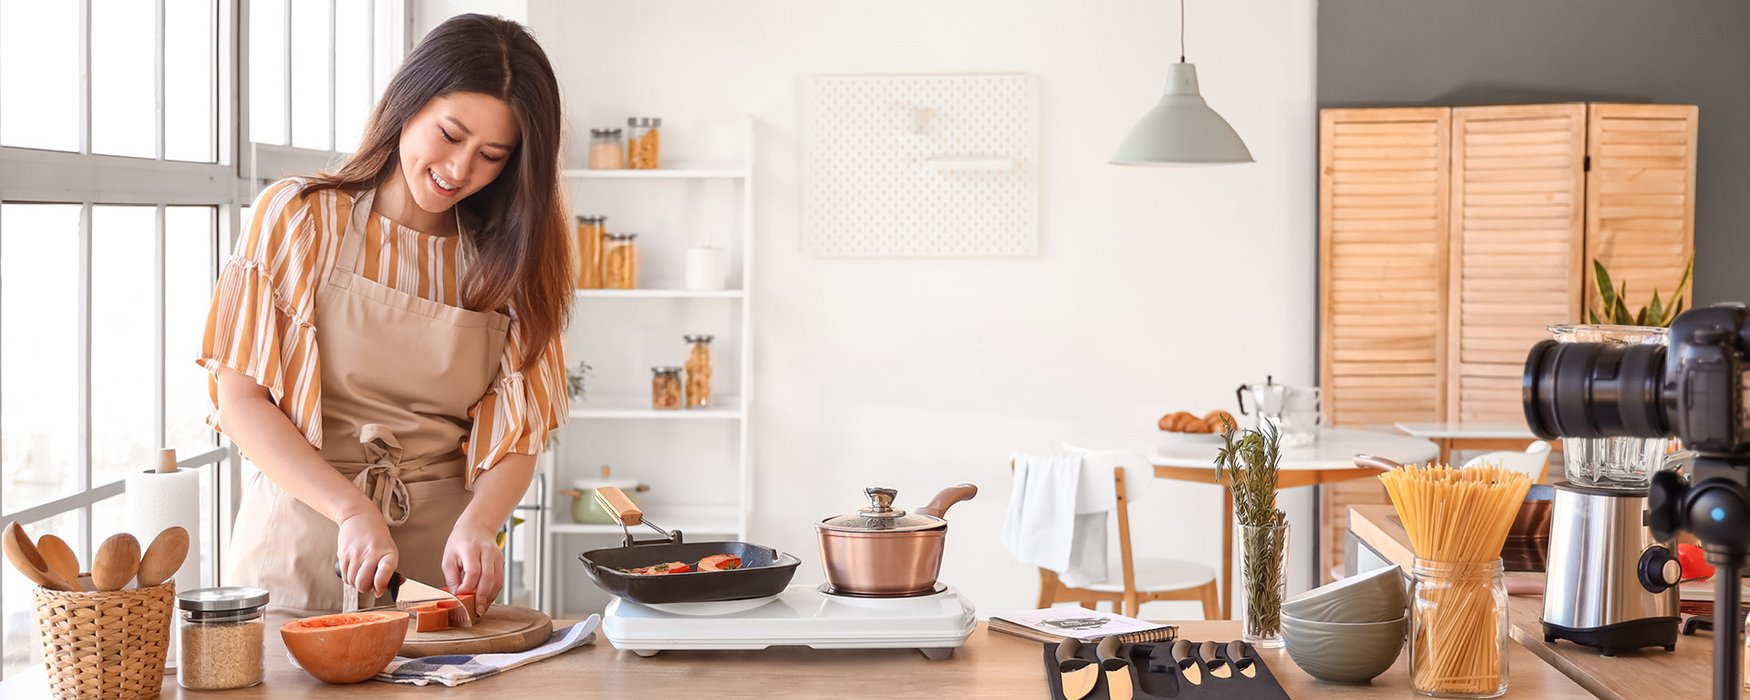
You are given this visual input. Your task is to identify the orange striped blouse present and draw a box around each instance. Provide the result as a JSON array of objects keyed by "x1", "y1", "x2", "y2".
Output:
[{"x1": 198, "y1": 178, "x2": 568, "y2": 485}]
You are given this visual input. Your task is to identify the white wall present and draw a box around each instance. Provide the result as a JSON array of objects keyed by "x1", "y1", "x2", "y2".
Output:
[{"x1": 435, "y1": 0, "x2": 1320, "y2": 618}]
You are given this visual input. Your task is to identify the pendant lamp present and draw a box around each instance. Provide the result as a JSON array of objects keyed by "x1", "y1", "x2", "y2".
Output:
[{"x1": 1110, "y1": 0, "x2": 1253, "y2": 165}]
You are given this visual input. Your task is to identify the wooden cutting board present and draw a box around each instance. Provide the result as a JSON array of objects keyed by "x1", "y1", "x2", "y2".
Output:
[{"x1": 399, "y1": 605, "x2": 553, "y2": 657}]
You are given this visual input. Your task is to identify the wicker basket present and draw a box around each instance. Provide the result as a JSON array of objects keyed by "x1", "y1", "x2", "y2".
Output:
[{"x1": 32, "y1": 582, "x2": 173, "y2": 699}]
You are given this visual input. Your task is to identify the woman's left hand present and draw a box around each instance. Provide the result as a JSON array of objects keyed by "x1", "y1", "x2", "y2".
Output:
[{"x1": 442, "y1": 523, "x2": 501, "y2": 618}]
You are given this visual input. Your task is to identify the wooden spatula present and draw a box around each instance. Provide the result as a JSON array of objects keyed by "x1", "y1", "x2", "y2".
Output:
[
  {"x1": 137, "y1": 526, "x2": 189, "y2": 587},
  {"x1": 92, "y1": 533, "x2": 141, "y2": 591},
  {"x1": 1056, "y1": 638, "x2": 1098, "y2": 700},
  {"x1": 36, "y1": 535, "x2": 83, "y2": 591},
  {"x1": 3, "y1": 522, "x2": 73, "y2": 591}
]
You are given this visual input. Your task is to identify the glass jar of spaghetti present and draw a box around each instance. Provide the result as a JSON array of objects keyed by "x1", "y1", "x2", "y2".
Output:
[
  {"x1": 683, "y1": 335, "x2": 713, "y2": 408},
  {"x1": 627, "y1": 117, "x2": 661, "y2": 170},
  {"x1": 1409, "y1": 558, "x2": 1508, "y2": 698},
  {"x1": 603, "y1": 233, "x2": 638, "y2": 289},
  {"x1": 574, "y1": 216, "x2": 606, "y2": 289},
  {"x1": 651, "y1": 367, "x2": 683, "y2": 410}
]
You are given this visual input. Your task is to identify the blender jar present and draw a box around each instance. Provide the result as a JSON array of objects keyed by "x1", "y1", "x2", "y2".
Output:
[{"x1": 1548, "y1": 324, "x2": 1671, "y2": 490}]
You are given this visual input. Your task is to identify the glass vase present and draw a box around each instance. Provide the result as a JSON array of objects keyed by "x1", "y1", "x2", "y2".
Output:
[
  {"x1": 1241, "y1": 522, "x2": 1288, "y2": 648},
  {"x1": 1547, "y1": 324, "x2": 1671, "y2": 490}
]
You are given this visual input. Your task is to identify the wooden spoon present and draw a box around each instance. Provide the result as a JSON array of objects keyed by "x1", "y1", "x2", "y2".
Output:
[
  {"x1": 92, "y1": 533, "x2": 141, "y2": 591},
  {"x1": 2, "y1": 522, "x2": 73, "y2": 591},
  {"x1": 137, "y1": 526, "x2": 189, "y2": 587},
  {"x1": 36, "y1": 535, "x2": 84, "y2": 591}
]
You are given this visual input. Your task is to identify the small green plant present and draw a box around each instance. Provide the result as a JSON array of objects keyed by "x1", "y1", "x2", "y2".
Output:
[
  {"x1": 1215, "y1": 418, "x2": 1287, "y2": 641},
  {"x1": 1590, "y1": 256, "x2": 1693, "y2": 327},
  {"x1": 565, "y1": 360, "x2": 593, "y2": 401}
]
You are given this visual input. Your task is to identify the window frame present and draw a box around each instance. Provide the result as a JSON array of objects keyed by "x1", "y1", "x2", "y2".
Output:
[{"x1": 0, "y1": 0, "x2": 407, "y2": 680}]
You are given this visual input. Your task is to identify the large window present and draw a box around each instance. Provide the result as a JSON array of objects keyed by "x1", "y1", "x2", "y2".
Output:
[{"x1": 0, "y1": 0, "x2": 404, "y2": 679}]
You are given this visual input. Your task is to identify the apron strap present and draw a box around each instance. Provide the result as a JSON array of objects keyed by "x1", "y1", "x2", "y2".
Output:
[
  {"x1": 353, "y1": 423, "x2": 412, "y2": 526},
  {"x1": 335, "y1": 189, "x2": 375, "y2": 277}
]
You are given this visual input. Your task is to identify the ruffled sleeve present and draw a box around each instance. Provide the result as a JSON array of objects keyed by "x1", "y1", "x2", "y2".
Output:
[
  {"x1": 464, "y1": 317, "x2": 569, "y2": 486},
  {"x1": 197, "y1": 178, "x2": 327, "y2": 447}
]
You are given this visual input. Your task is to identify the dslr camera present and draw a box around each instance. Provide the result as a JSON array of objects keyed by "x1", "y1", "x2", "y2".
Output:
[{"x1": 1523, "y1": 304, "x2": 1750, "y2": 700}]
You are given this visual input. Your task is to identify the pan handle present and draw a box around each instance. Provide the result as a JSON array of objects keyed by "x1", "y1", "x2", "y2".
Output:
[
  {"x1": 916, "y1": 483, "x2": 978, "y2": 519},
  {"x1": 594, "y1": 486, "x2": 643, "y2": 526}
]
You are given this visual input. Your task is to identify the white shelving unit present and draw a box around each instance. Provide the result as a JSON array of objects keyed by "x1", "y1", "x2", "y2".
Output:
[{"x1": 539, "y1": 120, "x2": 757, "y2": 618}]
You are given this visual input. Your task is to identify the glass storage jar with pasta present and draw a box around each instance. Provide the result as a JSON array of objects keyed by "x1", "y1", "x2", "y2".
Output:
[
  {"x1": 627, "y1": 117, "x2": 661, "y2": 170},
  {"x1": 574, "y1": 216, "x2": 606, "y2": 289},
  {"x1": 603, "y1": 233, "x2": 638, "y2": 289},
  {"x1": 683, "y1": 335, "x2": 713, "y2": 408}
]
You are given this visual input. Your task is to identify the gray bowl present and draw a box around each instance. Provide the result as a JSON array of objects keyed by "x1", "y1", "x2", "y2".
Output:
[
  {"x1": 1282, "y1": 564, "x2": 1407, "y2": 623},
  {"x1": 1282, "y1": 613, "x2": 1406, "y2": 684}
]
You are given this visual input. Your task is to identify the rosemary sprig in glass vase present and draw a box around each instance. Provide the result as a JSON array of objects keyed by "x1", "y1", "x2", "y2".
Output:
[{"x1": 1214, "y1": 418, "x2": 1288, "y2": 644}]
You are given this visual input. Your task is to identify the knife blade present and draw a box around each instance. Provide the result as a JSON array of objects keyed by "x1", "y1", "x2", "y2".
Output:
[
  {"x1": 1171, "y1": 638, "x2": 1201, "y2": 686},
  {"x1": 1056, "y1": 638, "x2": 1098, "y2": 700},
  {"x1": 1097, "y1": 636, "x2": 1134, "y2": 700},
  {"x1": 333, "y1": 563, "x2": 464, "y2": 616}
]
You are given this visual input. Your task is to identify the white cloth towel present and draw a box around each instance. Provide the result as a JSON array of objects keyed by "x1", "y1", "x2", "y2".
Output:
[{"x1": 1003, "y1": 451, "x2": 1113, "y2": 588}]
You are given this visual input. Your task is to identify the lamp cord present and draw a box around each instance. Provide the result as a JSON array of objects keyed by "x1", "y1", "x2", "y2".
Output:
[{"x1": 1179, "y1": 0, "x2": 1186, "y2": 63}]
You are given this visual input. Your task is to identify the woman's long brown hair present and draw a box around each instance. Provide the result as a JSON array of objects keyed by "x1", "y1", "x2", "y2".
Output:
[{"x1": 303, "y1": 14, "x2": 571, "y2": 372}]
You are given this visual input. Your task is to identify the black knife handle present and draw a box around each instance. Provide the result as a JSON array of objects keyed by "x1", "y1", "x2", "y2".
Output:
[{"x1": 331, "y1": 561, "x2": 405, "y2": 600}]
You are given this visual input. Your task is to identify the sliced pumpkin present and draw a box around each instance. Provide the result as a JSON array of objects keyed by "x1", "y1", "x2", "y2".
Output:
[
  {"x1": 281, "y1": 611, "x2": 410, "y2": 684},
  {"x1": 411, "y1": 600, "x2": 457, "y2": 633},
  {"x1": 449, "y1": 591, "x2": 478, "y2": 627}
]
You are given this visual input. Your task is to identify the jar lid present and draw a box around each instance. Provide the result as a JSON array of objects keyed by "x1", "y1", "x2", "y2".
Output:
[
  {"x1": 589, "y1": 128, "x2": 623, "y2": 136},
  {"x1": 818, "y1": 488, "x2": 946, "y2": 533},
  {"x1": 607, "y1": 233, "x2": 638, "y2": 241},
  {"x1": 684, "y1": 334, "x2": 714, "y2": 343},
  {"x1": 576, "y1": 215, "x2": 606, "y2": 224},
  {"x1": 628, "y1": 117, "x2": 662, "y2": 127},
  {"x1": 178, "y1": 586, "x2": 270, "y2": 612},
  {"x1": 651, "y1": 366, "x2": 682, "y2": 376}
]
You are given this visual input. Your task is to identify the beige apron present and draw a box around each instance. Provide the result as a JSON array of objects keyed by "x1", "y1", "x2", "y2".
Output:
[{"x1": 227, "y1": 188, "x2": 509, "y2": 613}]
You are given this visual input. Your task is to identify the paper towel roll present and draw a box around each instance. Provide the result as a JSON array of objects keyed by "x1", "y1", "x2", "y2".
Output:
[{"x1": 126, "y1": 466, "x2": 203, "y2": 592}]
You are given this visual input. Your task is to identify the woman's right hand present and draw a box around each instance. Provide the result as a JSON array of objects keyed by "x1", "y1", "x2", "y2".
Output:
[{"x1": 337, "y1": 511, "x2": 399, "y2": 596}]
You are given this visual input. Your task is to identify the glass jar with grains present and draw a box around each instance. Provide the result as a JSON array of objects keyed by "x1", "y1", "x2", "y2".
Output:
[
  {"x1": 603, "y1": 233, "x2": 639, "y2": 289},
  {"x1": 627, "y1": 117, "x2": 662, "y2": 170},
  {"x1": 588, "y1": 128, "x2": 624, "y2": 169},
  {"x1": 178, "y1": 587, "x2": 270, "y2": 690},
  {"x1": 683, "y1": 335, "x2": 713, "y2": 408},
  {"x1": 574, "y1": 216, "x2": 606, "y2": 289},
  {"x1": 651, "y1": 367, "x2": 683, "y2": 410}
]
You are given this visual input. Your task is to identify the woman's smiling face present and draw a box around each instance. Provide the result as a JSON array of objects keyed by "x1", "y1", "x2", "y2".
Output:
[{"x1": 397, "y1": 92, "x2": 520, "y2": 216}]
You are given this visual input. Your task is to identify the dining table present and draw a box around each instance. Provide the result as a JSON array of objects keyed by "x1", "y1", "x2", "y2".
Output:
[
  {"x1": 1077, "y1": 427, "x2": 1437, "y2": 618},
  {"x1": 1394, "y1": 421, "x2": 1541, "y2": 465}
]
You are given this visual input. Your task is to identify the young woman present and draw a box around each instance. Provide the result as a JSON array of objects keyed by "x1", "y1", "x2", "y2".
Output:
[{"x1": 199, "y1": 14, "x2": 572, "y2": 616}]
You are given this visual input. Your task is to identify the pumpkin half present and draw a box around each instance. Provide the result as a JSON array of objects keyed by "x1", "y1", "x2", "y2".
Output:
[{"x1": 281, "y1": 610, "x2": 410, "y2": 683}]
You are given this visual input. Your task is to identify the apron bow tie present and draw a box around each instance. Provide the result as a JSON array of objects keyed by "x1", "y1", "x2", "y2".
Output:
[{"x1": 354, "y1": 424, "x2": 412, "y2": 526}]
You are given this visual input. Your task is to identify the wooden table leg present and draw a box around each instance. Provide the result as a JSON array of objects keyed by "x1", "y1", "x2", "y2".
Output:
[
  {"x1": 1222, "y1": 489, "x2": 1233, "y2": 619},
  {"x1": 1438, "y1": 439, "x2": 1452, "y2": 466}
]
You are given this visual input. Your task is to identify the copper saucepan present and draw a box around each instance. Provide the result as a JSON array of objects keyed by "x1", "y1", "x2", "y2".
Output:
[{"x1": 816, "y1": 484, "x2": 978, "y2": 597}]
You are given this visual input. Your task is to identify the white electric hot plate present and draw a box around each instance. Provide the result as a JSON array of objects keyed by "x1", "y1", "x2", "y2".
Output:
[{"x1": 602, "y1": 583, "x2": 976, "y2": 659}]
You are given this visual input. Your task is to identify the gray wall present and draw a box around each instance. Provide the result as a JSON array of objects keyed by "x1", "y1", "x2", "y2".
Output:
[{"x1": 1319, "y1": 0, "x2": 1750, "y2": 305}]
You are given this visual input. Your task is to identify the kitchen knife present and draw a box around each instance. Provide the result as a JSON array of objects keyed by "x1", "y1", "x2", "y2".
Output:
[
  {"x1": 1171, "y1": 639, "x2": 1201, "y2": 686},
  {"x1": 1097, "y1": 636, "x2": 1134, "y2": 700},
  {"x1": 333, "y1": 563, "x2": 465, "y2": 616},
  {"x1": 1056, "y1": 638, "x2": 1098, "y2": 700},
  {"x1": 1201, "y1": 640, "x2": 1232, "y2": 679},
  {"x1": 1226, "y1": 640, "x2": 1257, "y2": 679}
]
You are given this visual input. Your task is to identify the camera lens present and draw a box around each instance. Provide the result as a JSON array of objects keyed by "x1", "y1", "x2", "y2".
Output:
[{"x1": 1522, "y1": 339, "x2": 1668, "y2": 439}]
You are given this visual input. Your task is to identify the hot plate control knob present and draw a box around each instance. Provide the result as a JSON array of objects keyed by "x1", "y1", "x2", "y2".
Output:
[{"x1": 1638, "y1": 545, "x2": 1682, "y2": 594}]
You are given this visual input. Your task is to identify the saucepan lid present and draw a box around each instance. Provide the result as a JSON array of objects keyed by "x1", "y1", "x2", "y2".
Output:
[{"x1": 818, "y1": 487, "x2": 945, "y2": 533}]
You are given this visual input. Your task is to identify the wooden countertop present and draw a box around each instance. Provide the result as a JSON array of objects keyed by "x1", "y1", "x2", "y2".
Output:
[
  {"x1": 1, "y1": 614, "x2": 1591, "y2": 699},
  {"x1": 1350, "y1": 504, "x2": 1718, "y2": 700}
]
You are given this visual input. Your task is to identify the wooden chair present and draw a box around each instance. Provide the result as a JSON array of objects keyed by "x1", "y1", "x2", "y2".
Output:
[
  {"x1": 1012, "y1": 450, "x2": 1220, "y2": 619},
  {"x1": 1461, "y1": 440, "x2": 1553, "y2": 483}
]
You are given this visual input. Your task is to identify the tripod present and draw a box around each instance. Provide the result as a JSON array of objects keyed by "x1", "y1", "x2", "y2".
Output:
[{"x1": 1651, "y1": 460, "x2": 1750, "y2": 700}]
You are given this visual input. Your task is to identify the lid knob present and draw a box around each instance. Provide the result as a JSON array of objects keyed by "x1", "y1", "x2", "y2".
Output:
[{"x1": 859, "y1": 487, "x2": 905, "y2": 520}]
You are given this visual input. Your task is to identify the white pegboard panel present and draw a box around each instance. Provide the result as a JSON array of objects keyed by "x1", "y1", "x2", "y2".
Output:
[{"x1": 800, "y1": 73, "x2": 1040, "y2": 257}]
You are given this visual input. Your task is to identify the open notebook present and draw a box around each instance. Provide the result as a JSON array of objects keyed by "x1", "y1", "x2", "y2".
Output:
[{"x1": 988, "y1": 605, "x2": 1177, "y2": 644}]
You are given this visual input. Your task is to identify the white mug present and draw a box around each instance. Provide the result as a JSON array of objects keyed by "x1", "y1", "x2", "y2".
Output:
[{"x1": 685, "y1": 247, "x2": 728, "y2": 291}]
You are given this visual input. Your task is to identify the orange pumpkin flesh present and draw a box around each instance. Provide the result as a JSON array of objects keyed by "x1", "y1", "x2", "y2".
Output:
[
  {"x1": 411, "y1": 602, "x2": 452, "y2": 633},
  {"x1": 281, "y1": 611, "x2": 410, "y2": 683},
  {"x1": 449, "y1": 592, "x2": 478, "y2": 628}
]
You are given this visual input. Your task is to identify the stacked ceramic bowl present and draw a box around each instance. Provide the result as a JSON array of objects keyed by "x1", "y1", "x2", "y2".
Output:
[{"x1": 1281, "y1": 564, "x2": 1408, "y2": 683}]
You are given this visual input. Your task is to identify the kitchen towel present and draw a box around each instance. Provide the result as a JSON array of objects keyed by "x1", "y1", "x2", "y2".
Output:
[
  {"x1": 1003, "y1": 451, "x2": 1111, "y2": 588},
  {"x1": 374, "y1": 614, "x2": 599, "y2": 686},
  {"x1": 125, "y1": 465, "x2": 204, "y2": 592}
]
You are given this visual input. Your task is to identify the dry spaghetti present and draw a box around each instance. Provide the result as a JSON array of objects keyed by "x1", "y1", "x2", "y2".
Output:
[{"x1": 1379, "y1": 464, "x2": 1530, "y2": 697}]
